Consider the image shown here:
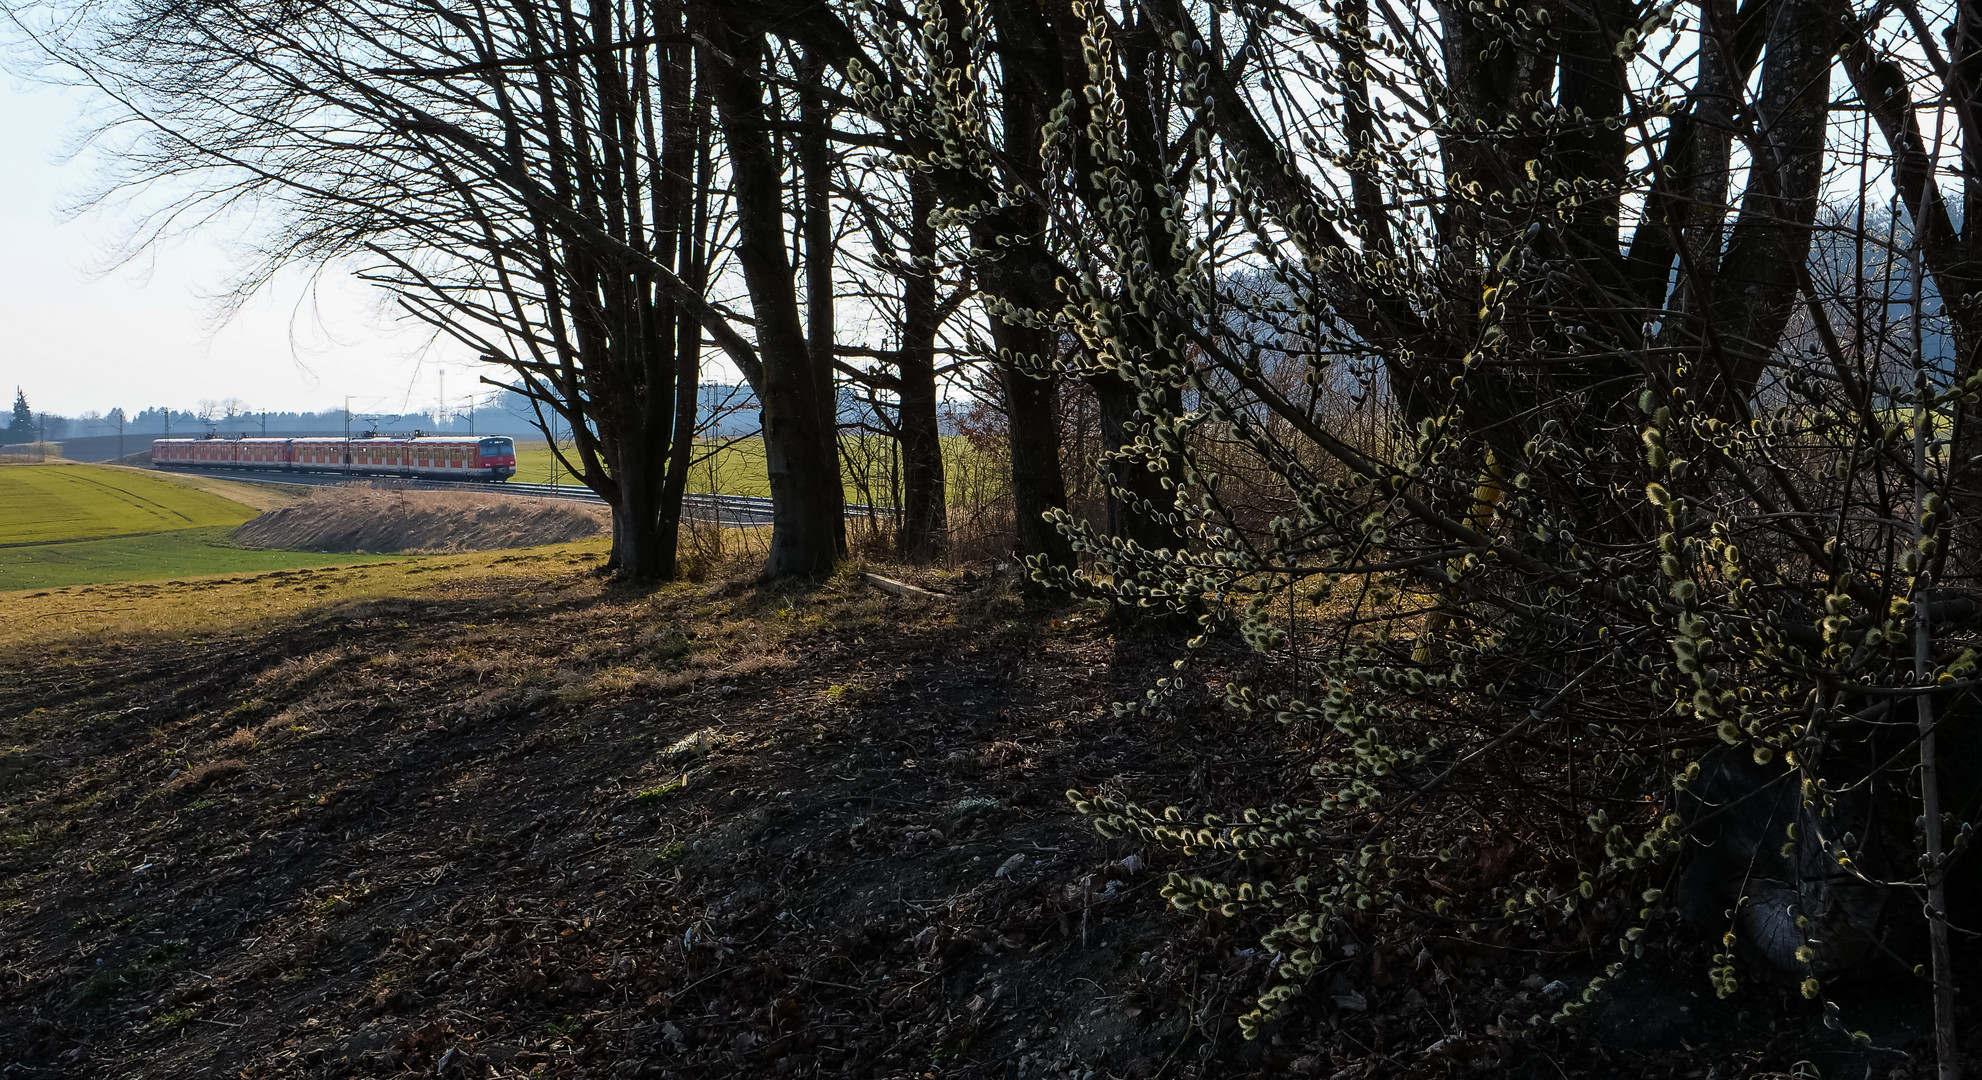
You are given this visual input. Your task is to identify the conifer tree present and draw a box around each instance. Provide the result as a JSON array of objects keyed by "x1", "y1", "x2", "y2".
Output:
[{"x1": 6, "y1": 389, "x2": 32, "y2": 445}]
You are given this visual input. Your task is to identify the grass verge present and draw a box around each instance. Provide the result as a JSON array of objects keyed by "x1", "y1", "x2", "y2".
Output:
[
  {"x1": 0, "y1": 526, "x2": 402, "y2": 592},
  {"x1": 0, "y1": 538, "x2": 609, "y2": 648}
]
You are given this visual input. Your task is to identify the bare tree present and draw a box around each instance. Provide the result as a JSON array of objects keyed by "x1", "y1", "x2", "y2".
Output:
[
  {"x1": 689, "y1": 11, "x2": 848, "y2": 577},
  {"x1": 11, "y1": 0, "x2": 856, "y2": 579},
  {"x1": 835, "y1": 161, "x2": 972, "y2": 559},
  {"x1": 776, "y1": 0, "x2": 1081, "y2": 577}
]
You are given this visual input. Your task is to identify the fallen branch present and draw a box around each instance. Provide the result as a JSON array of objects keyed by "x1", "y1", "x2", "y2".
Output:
[{"x1": 862, "y1": 573, "x2": 945, "y2": 599}]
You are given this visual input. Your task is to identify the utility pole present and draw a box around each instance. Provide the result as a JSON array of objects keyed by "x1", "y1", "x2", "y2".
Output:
[
  {"x1": 439, "y1": 371, "x2": 446, "y2": 432},
  {"x1": 343, "y1": 395, "x2": 351, "y2": 471},
  {"x1": 117, "y1": 409, "x2": 124, "y2": 459}
]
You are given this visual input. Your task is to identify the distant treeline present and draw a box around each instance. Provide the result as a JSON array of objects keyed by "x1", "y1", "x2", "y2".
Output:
[
  {"x1": 24, "y1": 383, "x2": 977, "y2": 452},
  {"x1": 23, "y1": 385, "x2": 757, "y2": 443}
]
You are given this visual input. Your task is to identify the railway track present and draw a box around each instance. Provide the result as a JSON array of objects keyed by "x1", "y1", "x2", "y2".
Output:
[
  {"x1": 147, "y1": 466, "x2": 813, "y2": 526},
  {"x1": 496, "y1": 484, "x2": 784, "y2": 525}
]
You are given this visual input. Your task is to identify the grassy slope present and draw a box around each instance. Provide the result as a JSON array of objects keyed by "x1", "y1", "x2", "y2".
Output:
[
  {"x1": 0, "y1": 538, "x2": 609, "y2": 650},
  {"x1": 0, "y1": 463, "x2": 393, "y2": 591},
  {"x1": 107, "y1": 465, "x2": 310, "y2": 513},
  {"x1": 0, "y1": 527, "x2": 400, "y2": 592},
  {"x1": 0, "y1": 463, "x2": 258, "y2": 544}
]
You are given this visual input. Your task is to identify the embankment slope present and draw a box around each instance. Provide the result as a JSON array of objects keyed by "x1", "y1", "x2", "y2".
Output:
[{"x1": 232, "y1": 486, "x2": 607, "y2": 554}]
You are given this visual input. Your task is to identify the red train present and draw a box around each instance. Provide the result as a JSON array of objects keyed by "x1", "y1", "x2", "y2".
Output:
[{"x1": 151, "y1": 435, "x2": 518, "y2": 481}]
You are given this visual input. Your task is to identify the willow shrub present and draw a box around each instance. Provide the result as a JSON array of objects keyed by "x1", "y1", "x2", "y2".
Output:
[{"x1": 845, "y1": 0, "x2": 1976, "y2": 1049}]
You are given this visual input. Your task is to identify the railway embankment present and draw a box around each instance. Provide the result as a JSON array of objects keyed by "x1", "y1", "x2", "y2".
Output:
[{"x1": 232, "y1": 486, "x2": 607, "y2": 554}]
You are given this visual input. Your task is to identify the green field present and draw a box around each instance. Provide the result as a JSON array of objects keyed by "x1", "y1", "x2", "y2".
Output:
[
  {"x1": 0, "y1": 462, "x2": 257, "y2": 544},
  {"x1": 0, "y1": 464, "x2": 399, "y2": 591},
  {"x1": 509, "y1": 436, "x2": 1003, "y2": 504},
  {"x1": 508, "y1": 438, "x2": 776, "y2": 494},
  {"x1": 0, "y1": 526, "x2": 395, "y2": 591}
]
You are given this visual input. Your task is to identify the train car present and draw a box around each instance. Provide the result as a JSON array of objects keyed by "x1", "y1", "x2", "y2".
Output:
[{"x1": 151, "y1": 435, "x2": 517, "y2": 481}]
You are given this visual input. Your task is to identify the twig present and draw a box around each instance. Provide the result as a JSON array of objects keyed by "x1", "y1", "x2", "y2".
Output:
[
  {"x1": 189, "y1": 1016, "x2": 244, "y2": 1028},
  {"x1": 862, "y1": 573, "x2": 946, "y2": 599},
  {"x1": 1360, "y1": 657, "x2": 1612, "y2": 848},
  {"x1": 1908, "y1": 153, "x2": 1961, "y2": 1080}
]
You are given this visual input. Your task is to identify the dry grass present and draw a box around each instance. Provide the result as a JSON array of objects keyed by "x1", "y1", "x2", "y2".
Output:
[
  {"x1": 233, "y1": 487, "x2": 608, "y2": 554},
  {"x1": 0, "y1": 539, "x2": 612, "y2": 653},
  {"x1": 159, "y1": 758, "x2": 248, "y2": 796}
]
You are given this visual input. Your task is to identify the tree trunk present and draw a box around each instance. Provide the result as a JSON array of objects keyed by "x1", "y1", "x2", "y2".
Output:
[
  {"x1": 1089, "y1": 372, "x2": 1181, "y2": 557},
  {"x1": 800, "y1": 51, "x2": 842, "y2": 479},
  {"x1": 1706, "y1": 0, "x2": 1839, "y2": 403},
  {"x1": 698, "y1": 8, "x2": 846, "y2": 579},
  {"x1": 897, "y1": 173, "x2": 948, "y2": 559},
  {"x1": 979, "y1": 5, "x2": 1073, "y2": 574},
  {"x1": 655, "y1": 305, "x2": 701, "y2": 570},
  {"x1": 735, "y1": 0, "x2": 1073, "y2": 573},
  {"x1": 992, "y1": 321, "x2": 1074, "y2": 574},
  {"x1": 653, "y1": 10, "x2": 705, "y2": 578},
  {"x1": 610, "y1": 445, "x2": 672, "y2": 578}
]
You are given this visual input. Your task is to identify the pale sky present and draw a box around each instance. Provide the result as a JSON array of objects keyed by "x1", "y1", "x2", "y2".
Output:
[{"x1": 0, "y1": 70, "x2": 482, "y2": 419}]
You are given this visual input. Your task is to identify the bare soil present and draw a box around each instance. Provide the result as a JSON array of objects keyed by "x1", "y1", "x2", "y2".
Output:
[
  {"x1": 233, "y1": 487, "x2": 607, "y2": 554},
  {"x1": 0, "y1": 556, "x2": 1959, "y2": 1079}
]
